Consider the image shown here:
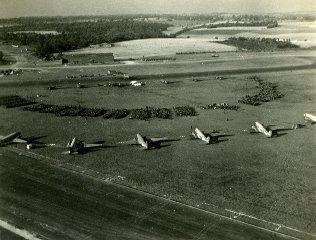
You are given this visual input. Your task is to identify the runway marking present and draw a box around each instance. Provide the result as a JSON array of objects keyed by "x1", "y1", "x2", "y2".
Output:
[
  {"x1": 4, "y1": 147, "x2": 316, "y2": 240},
  {"x1": 0, "y1": 219, "x2": 42, "y2": 240},
  {"x1": 225, "y1": 209, "x2": 316, "y2": 237}
]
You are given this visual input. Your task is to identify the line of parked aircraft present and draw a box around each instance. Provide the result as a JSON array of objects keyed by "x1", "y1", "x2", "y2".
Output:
[{"x1": 0, "y1": 113, "x2": 315, "y2": 155}]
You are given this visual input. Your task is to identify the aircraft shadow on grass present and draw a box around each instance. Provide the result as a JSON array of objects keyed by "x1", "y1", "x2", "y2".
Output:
[
  {"x1": 149, "y1": 138, "x2": 181, "y2": 149},
  {"x1": 74, "y1": 145, "x2": 117, "y2": 155},
  {"x1": 22, "y1": 135, "x2": 47, "y2": 144},
  {"x1": 267, "y1": 126, "x2": 294, "y2": 138},
  {"x1": 12, "y1": 135, "x2": 48, "y2": 149}
]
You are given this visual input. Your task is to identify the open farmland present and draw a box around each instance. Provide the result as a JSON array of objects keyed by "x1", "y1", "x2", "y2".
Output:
[
  {"x1": 67, "y1": 38, "x2": 237, "y2": 59},
  {"x1": 181, "y1": 21, "x2": 316, "y2": 48}
]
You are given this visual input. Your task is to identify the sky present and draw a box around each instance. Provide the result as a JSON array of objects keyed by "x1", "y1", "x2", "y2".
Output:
[{"x1": 0, "y1": 0, "x2": 315, "y2": 18}]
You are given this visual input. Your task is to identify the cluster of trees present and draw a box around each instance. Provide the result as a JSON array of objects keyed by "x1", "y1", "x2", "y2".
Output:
[
  {"x1": 200, "y1": 103, "x2": 240, "y2": 111},
  {"x1": 0, "y1": 20, "x2": 170, "y2": 58},
  {"x1": 173, "y1": 106, "x2": 197, "y2": 117},
  {"x1": 0, "y1": 95, "x2": 198, "y2": 121},
  {"x1": 221, "y1": 37, "x2": 299, "y2": 51},
  {"x1": 238, "y1": 76, "x2": 284, "y2": 106}
]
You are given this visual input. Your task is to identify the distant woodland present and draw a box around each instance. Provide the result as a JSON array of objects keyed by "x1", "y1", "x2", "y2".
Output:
[
  {"x1": 220, "y1": 37, "x2": 299, "y2": 51},
  {"x1": 0, "y1": 14, "x2": 311, "y2": 58},
  {"x1": 0, "y1": 19, "x2": 170, "y2": 58}
]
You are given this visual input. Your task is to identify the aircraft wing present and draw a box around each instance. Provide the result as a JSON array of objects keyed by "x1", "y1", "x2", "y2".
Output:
[
  {"x1": 118, "y1": 139, "x2": 138, "y2": 145},
  {"x1": 149, "y1": 137, "x2": 169, "y2": 143},
  {"x1": 12, "y1": 138, "x2": 27, "y2": 144},
  {"x1": 45, "y1": 143, "x2": 66, "y2": 148},
  {"x1": 61, "y1": 150, "x2": 71, "y2": 155},
  {"x1": 84, "y1": 143, "x2": 104, "y2": 148}
]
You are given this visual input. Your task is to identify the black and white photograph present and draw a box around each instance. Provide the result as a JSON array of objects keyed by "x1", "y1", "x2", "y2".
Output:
[{"x1": 0, "y1": 0, "x2": 315, "y2": 239}]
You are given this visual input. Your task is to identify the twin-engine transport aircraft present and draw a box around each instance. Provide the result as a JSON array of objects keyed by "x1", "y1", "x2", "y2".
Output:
[
  {"x1": 191, "y1": 128, "x2": 211, "y2": 144},
  {"x1": 0, "y1": 132, "x2": 27, "y2": 147},
  {"x1": 49, "y1": 137, "x2": 104, "y2": 155},
  {"x1": 304, "y1": 113, "x2": 316, "y2": 124},
  {"x1": 251, "y1": 122, "x2": 273, "y2": 137},
  {"x1": 119, "y1": 133, "x2": 169, "y2": 150},
  {"x1": 191, "y1": 127, "x2": 232, "y2": 144}
]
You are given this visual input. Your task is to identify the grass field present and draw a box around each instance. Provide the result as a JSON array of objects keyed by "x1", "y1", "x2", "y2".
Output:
[
  {"x1": 67, "y1": 38, "x2": 236, "y2": 58},
  {"x1": 0, "y1": 65, "x2": 315, "y2": 234}
]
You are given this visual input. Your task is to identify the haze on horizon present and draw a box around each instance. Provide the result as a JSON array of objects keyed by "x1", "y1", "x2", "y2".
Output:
[{"x1": 0, "y1": 0, "x2": 315, "y2": 19}]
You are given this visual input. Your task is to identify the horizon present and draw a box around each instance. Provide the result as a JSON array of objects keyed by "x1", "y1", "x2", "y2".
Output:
[{"x1": 0, "y1": 0, "x2": 315, "y2": 19}]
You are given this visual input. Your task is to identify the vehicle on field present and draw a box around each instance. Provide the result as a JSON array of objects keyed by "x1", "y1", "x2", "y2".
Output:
[
  {"x1": 47, "y1": 86, "x2": 57, "y2": 90},
  {"x1": 130, "y1": 81, "x2": 144, "y2": 87}
]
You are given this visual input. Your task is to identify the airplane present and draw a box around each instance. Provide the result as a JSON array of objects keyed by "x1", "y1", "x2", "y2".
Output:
[
  {"x1": 118, "y1": 133, "x2": 170, "y2": 150},
  {"x1": 191, "y1": 128, "x2": 211, "y2": 144},
  {"x1": 49, "y1": 137, "x2": 105, "y2": 155},
  {"x1": 190, "y1": 127, "x2": 232, "y2": 144},
  {"x1": 251, "y1": 122, "x2": 273, "y2": 137},
  {"x1": 304, "y1": 113, "x2": 316, "y2": 124},
  {"x1": 0, "y1": 132, "x2": 27, "y2": 147}
]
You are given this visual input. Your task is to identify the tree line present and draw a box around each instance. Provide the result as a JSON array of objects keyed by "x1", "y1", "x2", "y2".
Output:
[
  {"x1": 0, "y1": 20, "x2": 171, "y2": 58},
  {"x1": 220, "y1": 37, "x2": 299, "y2": 51}
]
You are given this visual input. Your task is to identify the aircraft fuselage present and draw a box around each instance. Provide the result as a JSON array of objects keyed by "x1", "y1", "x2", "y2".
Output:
[
  {"x1": 193, "y1": 128, "x2": 211, "y2": 144},
  {"x1": 136, "y1": 134, "x2": 149, "y2": 149},
  {"x1": 253, "y1": 122, "x2": 273, "y2": 137}
]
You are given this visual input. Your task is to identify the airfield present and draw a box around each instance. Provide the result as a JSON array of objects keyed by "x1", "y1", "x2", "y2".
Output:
[{"x1": 0, "y1": 39, "x2": 316, "y2": 239}]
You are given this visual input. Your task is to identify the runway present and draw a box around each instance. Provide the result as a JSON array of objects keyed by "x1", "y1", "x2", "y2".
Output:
[{"x1": 0, "y1": 147, "x2": 310, "y2": 240}]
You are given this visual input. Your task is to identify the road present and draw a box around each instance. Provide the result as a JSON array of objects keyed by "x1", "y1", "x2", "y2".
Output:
[{"x1": 0, "y1": 147, "x2": 308, "y2": 240}]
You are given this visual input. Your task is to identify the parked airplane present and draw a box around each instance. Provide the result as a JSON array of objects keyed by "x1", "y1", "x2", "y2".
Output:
[
  {"x1": 0, "y1": 132, "x2": 27, "y2": 147},
  {"x1": 49, "y1": 137, "x2": 105, "y2": 155},
  {"x1": 304, "y1": 113, "x2": 316, "y2": 124},
  {"x1": 251, "y1": 122, "x2": 273, "y2": 137},
  {"x1": 119, "y1": 133, "x2": 170, "y2": 150},
  {"x1": 190, "y1": 127, "x2": 232, "y2": 144},
  {"x1": 191, "y1": 128, "x2": 211, "y2": 144}
]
